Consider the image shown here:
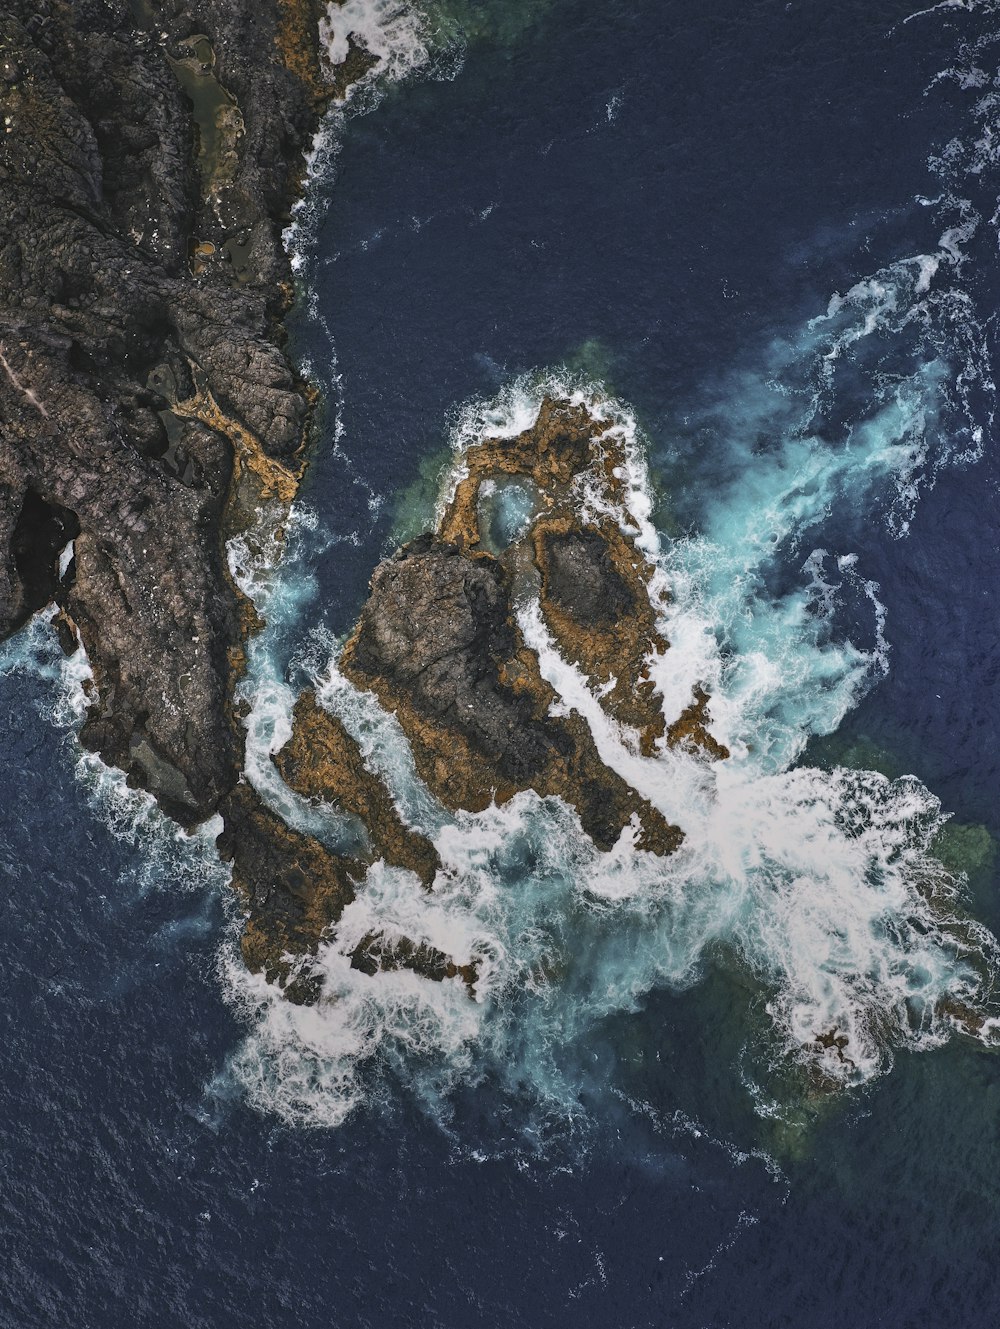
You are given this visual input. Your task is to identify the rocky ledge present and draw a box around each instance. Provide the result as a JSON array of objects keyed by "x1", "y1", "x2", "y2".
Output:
[
  {"x1": 0, "y1": 0, "x2": 350, "y2": 822},
  {"x1": 265, "y1": 396, "x2": 730, "y2": 1001}
]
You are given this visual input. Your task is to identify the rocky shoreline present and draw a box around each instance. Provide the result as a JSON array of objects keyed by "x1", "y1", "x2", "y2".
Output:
[
  {"x1": 3, "y1": 2, "x2": 981, "y2": 1103},
  {"x1": 0, "y1": 1, "x2": 730, "y2": 1007},
  {"x1": 0, "y1": 0, "x2": 342, "y2": 823},
  {"x1": 261, "y1": 394, "x2": 735, "y2": 1000},
  {"x1": 0, "y1": 0, "x2": 379, "y2": 992}
]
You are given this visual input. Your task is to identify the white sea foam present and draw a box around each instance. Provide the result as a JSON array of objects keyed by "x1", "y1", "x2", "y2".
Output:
[
  {"x1": 224, "y1": 294, "x2": 1000, "y2": 1125},
  {"x1": 0, "y1": 612, "x2": 227, "y2": 900},
  {"x1": 320, "y1": 0, "x2": 432, "y2": 91},
  {"x1": 284, "y1": 0, "x2": 455, "y2": 271},
  {"x1": 13, "y1": 0, "x2": 995, "y2": 1132}
]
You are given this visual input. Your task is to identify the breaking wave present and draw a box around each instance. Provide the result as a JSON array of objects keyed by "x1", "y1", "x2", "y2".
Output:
[
  {"x1": 224, "y1": 229, "x2": 1000, "y2": 1128},
  {"x1": 0, "y1": 614, "x2": 227, "y2": 902},
  {"x1": 8, "y1": 0, "x2": 998, "y2": 1137}
]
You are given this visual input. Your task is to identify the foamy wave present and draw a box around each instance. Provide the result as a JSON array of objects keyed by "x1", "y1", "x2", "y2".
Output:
[
  {"x1": 0, "y1": 612, "x2": 228, "y2": 900},
  {"x1": 225, "y1": 339, "x2": 999, "y2": 1126},
  {"x1": 320, "y1": 0, "x2": 432, "y2": 94},
  {"x1": 218, "y1": 0, "x2": 1000, "y2": 1128},
  {"x1": 284, "y1": 0, "x2": 451, "y2": 270}
]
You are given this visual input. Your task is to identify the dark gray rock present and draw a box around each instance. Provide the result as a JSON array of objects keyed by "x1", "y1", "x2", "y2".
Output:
[
  {"x1": 345, "y1": 535, "x2": 566, "y2": 788},
  {"x1": 0, "y1": 0, "x2": 330, "y2": 822},
  {"x1": 540, "y1": 526, "x2": 635, "y2": 628}
]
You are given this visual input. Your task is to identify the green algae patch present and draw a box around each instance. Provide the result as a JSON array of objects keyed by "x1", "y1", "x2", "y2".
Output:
[
  {"x1": 805, "y1": 731, "x2": 907, "y2": 782},
  {"x1": 388, "y1": 444, "x2": 455, "y2": 547},
  {"x1": 560, "y1": 337, "x2": 619, "y2": 392}
]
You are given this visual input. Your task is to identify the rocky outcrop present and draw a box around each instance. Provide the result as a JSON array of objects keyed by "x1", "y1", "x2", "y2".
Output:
[
  {"x1": 217, "y1": 782, "x2": 361, "y2": 1004},
  {"x1": 0, "y1": 0, "x2": 438, "y2": 994},
  {"x1": 435, "y1": 395, "x2": 726, "y2": 760},
  {"x1": 274, "y1": 689, "x2": 442, "y2": 888},
  {"x1": 0, "y1": 4, "x2": 724, "y2": 1005},
  {"x1": 261, "y1": 396, "x2": 741, "y2": 995},
  {"x1": 349, "y1": 932, "x2": 478, "y2": 994},
  {"x1": 340, "y1": 532, "x2": 683, "y2": 853},
  {"x1": 256, "y1": 397, "x2": 732, "y2": 997}
]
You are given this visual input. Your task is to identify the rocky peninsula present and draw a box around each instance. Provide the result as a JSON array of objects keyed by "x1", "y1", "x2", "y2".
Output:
[
  {"x1": 0, "y1": 0, "x2": 346, "y2": 820},
  {"x1": 0, "y1": 0, "x2": 362, "y2": 986}
]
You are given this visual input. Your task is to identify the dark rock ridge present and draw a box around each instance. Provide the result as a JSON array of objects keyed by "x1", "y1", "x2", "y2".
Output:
[
  {"x1": 0, "y1": 0, "x2": 339, "y2": 823},
  {"x1": 0, "y1": 0, "x2": 485, "y2": 1003}
]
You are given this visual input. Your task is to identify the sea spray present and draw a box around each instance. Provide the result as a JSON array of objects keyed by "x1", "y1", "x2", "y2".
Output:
[
  {"x1": 223, "y1": 348, "x2": 1000, "y2": 1126},
  {"x1": 12, "y1": 0, "x2": 992, "y2": 1134}
]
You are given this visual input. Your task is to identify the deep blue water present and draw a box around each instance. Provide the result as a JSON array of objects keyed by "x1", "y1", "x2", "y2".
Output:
[{"x1": 6, "y1": 1, "x2": 1000, "y2": 1325}]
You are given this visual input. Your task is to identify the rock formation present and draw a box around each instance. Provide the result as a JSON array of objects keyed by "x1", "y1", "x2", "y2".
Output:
[
  {"x1": 0, "y1": 0, "x2": 402, "y2": 994},
  {"x1": 266, "y1": 396, "x2": 737, "y2": 997},
  {"x1": 338, "y1": 531, "x2": 683, "y2": 853},
  {"x1": 337, "y1": 394, "x2": 725, "y2": 827},
  {"x1": 274, "y1": 689, "x2": 442, "y2": 889},
  {"x1": 0, "y1": 4, "x2": 728, "y2": 1005}
]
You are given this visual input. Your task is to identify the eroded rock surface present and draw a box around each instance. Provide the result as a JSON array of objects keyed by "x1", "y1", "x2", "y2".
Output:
[
  {"x1": 275, "y1": 689, "x2": 442, "y2": 888},
  {"x1": 340, "y1": 532, "x2": 683, "y2": 853},
  {"x1": 0, "y1": 0, "x2": 405, "y2": 991},
  {"x1": 217, "y1": 782, "x2": 361, "y2": 1004},
  {"x1": 0, "y1": 0, "x2": 341, "y2": 820},
  {"x1": 349, "y1": 932, "x2": 479, "y2": 994}
]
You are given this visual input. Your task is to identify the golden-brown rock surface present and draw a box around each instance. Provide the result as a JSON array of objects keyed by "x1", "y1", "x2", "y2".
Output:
[
  {"x1": 217, "y1": 783, "x2": 361, "y2": 1004},
  {"x1": 274, "y1": 689, "x2": 441, "y2": 888},
  {"x1": 339, "y1": 533, "x2": 683, "y2": 854}
]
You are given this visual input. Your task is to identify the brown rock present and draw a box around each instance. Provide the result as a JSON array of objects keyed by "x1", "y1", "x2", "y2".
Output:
[
  {"x1": 665, "y1": 686, "x2": 731, "y2": 762},
  {"x1": 350, "y1": 931, "x2": 478, "y2": 994},
  {"x1": 216, "y1": 782, "x2": 361, "y2": 1003},
  {"x1": 274, "y1": 689, "x2": 442, "y2": 888},
  {"x1": 341, "y1": 534, "x2": 682, "y2": 855}
]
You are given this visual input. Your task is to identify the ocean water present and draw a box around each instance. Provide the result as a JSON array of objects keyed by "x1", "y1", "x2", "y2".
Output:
[{"x1": 6, "y1": 0, "x2": 1000, "y2": 1324}]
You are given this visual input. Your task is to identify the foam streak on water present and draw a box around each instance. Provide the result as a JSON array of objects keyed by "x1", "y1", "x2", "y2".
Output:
[
  {"x1": 0, "y1": 613, "x2": 227, "y2": 901},
  {"x1": 320, "y1": 0, "x2": 432, "y2": 87},
  {"x1": 284, "y1": 0, "x2": 450, "y2": 269},
  {"x1": 11, "y1": 0, "x2": 995, "y2": 1134}
]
